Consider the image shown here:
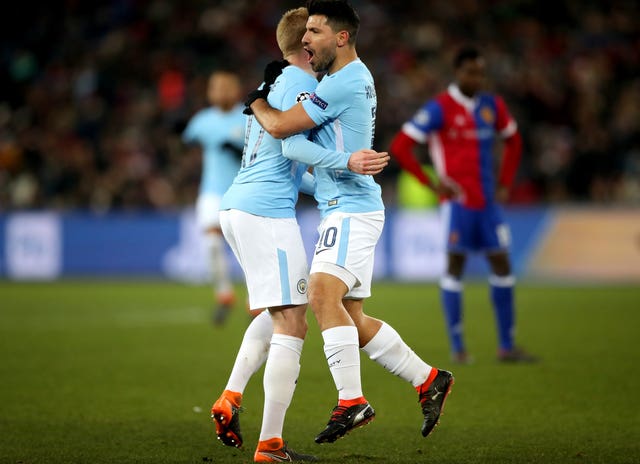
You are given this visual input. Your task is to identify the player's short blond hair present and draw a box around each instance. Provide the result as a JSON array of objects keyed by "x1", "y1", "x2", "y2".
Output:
[{"x1": 276, "y1": 7, "x2": 309, "y2": 57}]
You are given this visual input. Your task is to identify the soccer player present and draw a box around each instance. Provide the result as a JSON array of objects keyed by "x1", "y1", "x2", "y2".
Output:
[
  {"x1": 247, "y1": 0, "x2": 454, "y2": 444},
  {"x1": 182, "y1": 70, "x2": 245, "y2": 325},
  {"x1": 389, "y1": 46, "x2": 537, "y2": 363},
  {"x1": 211, "y1": 7, "x2": 385, "y2": 462}
]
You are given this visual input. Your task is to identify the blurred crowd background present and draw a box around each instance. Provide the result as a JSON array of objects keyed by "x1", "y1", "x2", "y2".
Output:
[{"x1": 1, "y1": 0, "x2": 638, "y2": 212}]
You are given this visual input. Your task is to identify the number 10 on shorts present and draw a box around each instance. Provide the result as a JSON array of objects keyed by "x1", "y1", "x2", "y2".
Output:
[{"x1": 315, "y1": 226, "x2": 338, "y2": 255}]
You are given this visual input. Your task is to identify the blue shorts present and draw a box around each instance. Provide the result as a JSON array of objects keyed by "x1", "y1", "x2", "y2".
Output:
[{"x1": 441, "y1": 201, "x2": 511, "y2": 254}]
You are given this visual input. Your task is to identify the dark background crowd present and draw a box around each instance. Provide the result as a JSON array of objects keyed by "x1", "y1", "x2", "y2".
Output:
[{"x1": 1, "y1": 0, "x2": 638, "y2": 212}]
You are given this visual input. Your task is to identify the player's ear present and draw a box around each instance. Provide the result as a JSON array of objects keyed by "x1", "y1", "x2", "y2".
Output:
[{"x1": 336, "y1": 30, "x2": 349, "y2": 47}]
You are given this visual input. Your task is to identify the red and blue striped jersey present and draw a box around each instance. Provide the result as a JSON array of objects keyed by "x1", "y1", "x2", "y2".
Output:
[{"x1": 402, "y1": 84, "x2": 518, "y2": 209}]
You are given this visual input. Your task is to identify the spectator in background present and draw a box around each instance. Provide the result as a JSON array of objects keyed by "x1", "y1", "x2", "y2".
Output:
[
  {"x1": 390, "y1": 46, "x2": 537, "y2": 363},
  {"x1": 1, "y1": 1, "x2": 638, "y2": 211},
  {"x1": 182, "y1": 70, "x2": 245, "y2": 324}
]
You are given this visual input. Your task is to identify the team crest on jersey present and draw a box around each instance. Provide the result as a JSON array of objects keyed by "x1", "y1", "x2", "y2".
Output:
[
  {"x1": 297, "y1": 279, "x2": 308, "y2": 294},
  {"x1": 310, "y1": 93, "x2": 328, "y2": 110},
  {"x1": 415, "y1": 109, "x2": 430, "y2": 125},
  {"x1": 296, "y1": 91, "x2": 311, "y2": 102},
  {"x1": 448, "y1": 231, "x2": 459, "y2": 245},
  {"x1": 480, "y1": 106, "x2": 495, "y2": 124}
]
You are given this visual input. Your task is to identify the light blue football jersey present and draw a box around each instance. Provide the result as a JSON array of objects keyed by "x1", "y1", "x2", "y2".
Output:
[
  {"x1": 300, "y1": 59, "x2": 384, "y2": 217},
  {"x1": 182, "y1": 104, "x2": 245, "y2": 196},
  {"x1": 220, "y1": 66, "x2": 318, "y2": 218}
]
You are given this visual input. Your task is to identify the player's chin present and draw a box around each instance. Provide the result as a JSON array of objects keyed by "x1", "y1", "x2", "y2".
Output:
[{"x1": 310, "y1": 61, "x2": 323, "y2": 73}]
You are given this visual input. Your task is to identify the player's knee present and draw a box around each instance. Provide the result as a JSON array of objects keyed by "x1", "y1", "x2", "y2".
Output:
[
  {"x1": 308, "y1": 284, "x2": 339, "y2": 311},
  {"x1": 447, "y1": 253, "x2": 466, "y2": 277},
  {"x1": 307, "y1": 286, "x2": 325, "y2": 313},
  {"x1": 488, "y1": 253, "x2": 511, "y2": 275}
]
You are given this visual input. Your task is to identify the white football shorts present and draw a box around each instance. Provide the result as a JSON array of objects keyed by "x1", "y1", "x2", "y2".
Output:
[
  {"x1": 196, "y1": 193, "x2": 222, "y2": 230},
  {"x1": 310, "y1": 210, "x2": 384, "y2": 299},
  {"x1": 220, "y1": 209, "x2": 309, "y2": 310}
]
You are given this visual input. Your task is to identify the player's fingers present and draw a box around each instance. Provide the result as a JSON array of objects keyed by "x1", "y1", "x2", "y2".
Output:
[
  {"x1": 353, "y1": 151, "x2": 389, "y2": 174},
  {"x1": 375, "y1": 153, "x2": 390, "y2": 167},
  {"x1": 367, "y1": 151, "x2": 388, "y2": 161},
  {"x1": 369, "y1": 160, "x2": 388, "y2": 174}
]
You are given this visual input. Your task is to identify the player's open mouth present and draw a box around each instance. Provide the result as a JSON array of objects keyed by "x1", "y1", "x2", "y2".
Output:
[{"x1": 305, "y1": 48, "x2": 314, "y2": 63}]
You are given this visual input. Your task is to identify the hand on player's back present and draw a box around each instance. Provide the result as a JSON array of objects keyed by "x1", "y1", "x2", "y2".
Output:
[
  {"x1": 263, "y1": 59, "x2": 290, "y2": 87},
  {"x1": 243, "y1": 60, "x2": 290, "y2": 115}
]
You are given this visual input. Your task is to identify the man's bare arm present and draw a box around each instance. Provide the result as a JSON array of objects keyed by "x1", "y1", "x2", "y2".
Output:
[{"x1": 250, "y1": 99, "x2": 316, "y2": 139}]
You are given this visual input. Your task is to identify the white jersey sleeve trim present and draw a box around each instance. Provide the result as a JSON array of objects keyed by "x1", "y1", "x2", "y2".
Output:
[
  {"x1": 499, "y1": 120, "x2": 517, "y2": 138},
  {"x1": 402, "y1": 122, "x2": 428, "y2": 144}
]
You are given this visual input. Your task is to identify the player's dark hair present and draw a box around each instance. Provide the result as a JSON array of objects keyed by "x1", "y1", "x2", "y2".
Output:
[
  {"x1": 454, "y1": 46, "x2": 482, "y2": 69},
  {"x1": 306, "y1": 0, "x2": 360, "y2": 44}
]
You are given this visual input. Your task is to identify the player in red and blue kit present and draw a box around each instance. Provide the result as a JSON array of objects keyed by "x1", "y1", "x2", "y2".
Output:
[{"x1": 390, "y1": 46, "x2": 537, "y2": 363}]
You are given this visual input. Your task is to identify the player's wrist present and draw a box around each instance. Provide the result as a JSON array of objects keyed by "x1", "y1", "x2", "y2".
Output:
[{"x1": 346, "y1": 152, "x2": 356, "y2": 171}]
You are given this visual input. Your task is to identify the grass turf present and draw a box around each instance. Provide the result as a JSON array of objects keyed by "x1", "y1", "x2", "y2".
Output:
[{"x1": 0, "y1": 281, "x2": 638, "y2": 464}]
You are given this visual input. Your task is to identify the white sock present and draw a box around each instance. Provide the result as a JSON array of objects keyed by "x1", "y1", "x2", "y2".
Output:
[
  {"x1": 259, "y1": 334, "x2": 303, "y2": 441},
  {"x1": 322, "y1": 326, "x2": 362, "y2": 400},
  {"x1": 362, "y1": 322, "x2": 431, "y2": 387},
  {"x1": 205, "y1": 233, "x2": 232, "y2": 296},
  {"x1": 225, "y1": 311, "x2": 273, "y2": 393}
]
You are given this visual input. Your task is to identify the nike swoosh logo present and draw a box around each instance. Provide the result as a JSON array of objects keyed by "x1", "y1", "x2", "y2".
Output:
[
  {"x1": 315, "y1": 248, "x2": 330, "y2": 255},
  {"x1": 351, "y1": 405, "x2": 372, "y2": 423},
  {"x1": 326, "y1": 350, "x2": 344, "y2": 361},
  {"x1": 353, "y1": 410, "x2": 367, "y2": 422},
  {"x1": 257, "y1": 451, "x2": 292, "y2": 462}
]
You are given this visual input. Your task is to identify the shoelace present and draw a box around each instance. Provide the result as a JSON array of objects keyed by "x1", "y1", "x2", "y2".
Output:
[{"x1": 330, "y1": 405, "x2": 350, "y2": 422}]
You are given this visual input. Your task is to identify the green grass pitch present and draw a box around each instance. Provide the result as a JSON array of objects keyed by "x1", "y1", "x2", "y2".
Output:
[{"x1": 1, "y1": 281, "x2": 638, "y2": 463}]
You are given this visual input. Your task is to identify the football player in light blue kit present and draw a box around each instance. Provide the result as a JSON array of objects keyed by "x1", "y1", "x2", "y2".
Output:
[
  {"x1": 210, "y1": 8, "x2": 384, "y2": 462},
  {"x1": 248, "y1": 0, "x2": 454, "y2": 444},
  {"x1": 182, "y1": 70, "x2": 245, "y2": 324}
]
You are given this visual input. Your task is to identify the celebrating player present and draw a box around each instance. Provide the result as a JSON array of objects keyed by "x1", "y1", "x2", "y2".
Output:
[
  {"x1": 210, "y1": 8, "x2": 319, "y2": 462},
  {"x1": 211, "y1": 6, "x2": 387, "y2": 462},
  {"x1": 248, "y1": 0, "x2": 454, "y2": 444}
]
